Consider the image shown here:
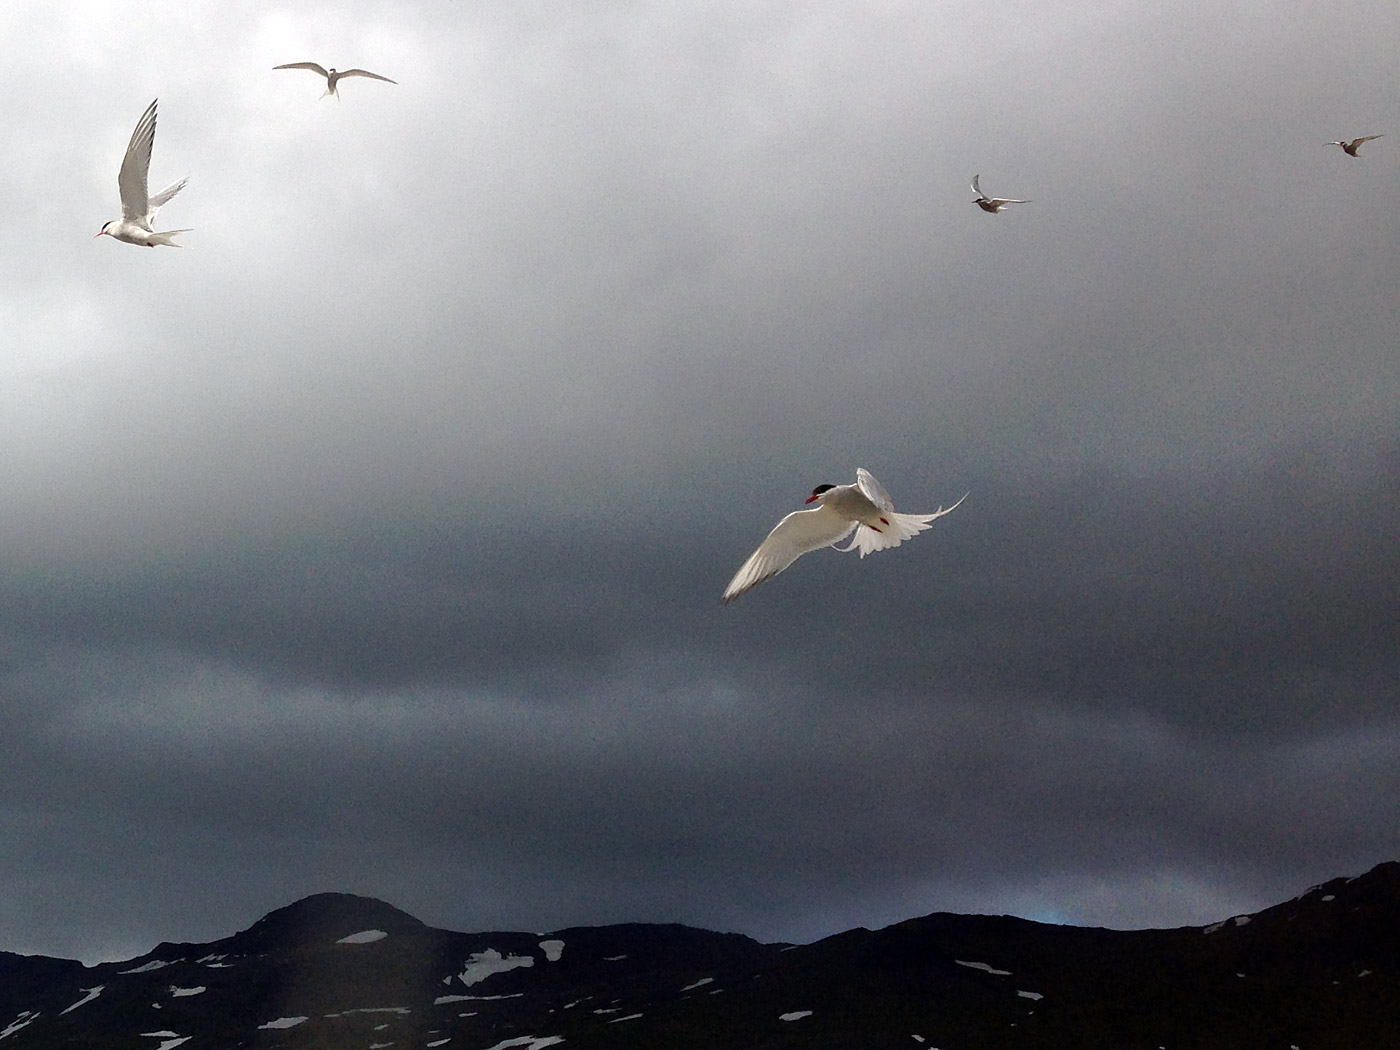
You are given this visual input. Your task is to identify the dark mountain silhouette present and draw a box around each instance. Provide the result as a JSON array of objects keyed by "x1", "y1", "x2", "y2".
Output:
[{"x1": 2, "y1": 865, "x2": 1396, "y2": 1048}]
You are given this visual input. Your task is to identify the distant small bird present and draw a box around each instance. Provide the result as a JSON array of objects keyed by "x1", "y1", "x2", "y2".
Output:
[
  {"x1": 95, "y1": 99, "x2": 191, "y2": 248},
  {"x1": 273, "y1": 62, "x2": 397, "y2": 98},
  {"x1": 1325, "y1": 135, "x2": 1383, "y2": 157},
  {"x1": 721, "y1": 468, "x2": 965, "y2": 603},
  {"x1": 971, "y1": 174, "x2": 1030, "y2": 213}
]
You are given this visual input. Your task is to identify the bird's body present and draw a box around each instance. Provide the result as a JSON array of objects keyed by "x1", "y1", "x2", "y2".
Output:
[
  {"x1": 96, "y1": 99, "x2": 190, "y2": 248},
  {"x1": 971, "y1": 174, "x2": 1029, "y2": 213},
  {"x1": 274, "y1": 62, "x2": 397, "y2": 98},
  {"x1": 1326, "y1": 135, "x2": 1383, "y2": 157},
  {"x1": 721, "y1": 468, "x2": 965, "y2": 603}
]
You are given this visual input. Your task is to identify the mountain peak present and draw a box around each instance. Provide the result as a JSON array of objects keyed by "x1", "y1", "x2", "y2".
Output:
[{"x1": 230, "y1": 892, "x2": 428, "y2": 951}]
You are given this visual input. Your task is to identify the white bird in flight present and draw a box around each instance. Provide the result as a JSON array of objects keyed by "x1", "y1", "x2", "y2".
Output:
[
  {"x1": 95, "y1": 99, "x2": 191, "y2": 248},
  {"x1": 273, "y1": 62, "x2": 398, "y2": 98},
  {"x1": 721, "y1": 468, "x2": 965, "y2": 603},
  {"x1": 971, "y1": 174, "x2": 1030, "y2": 213},
  {"x1": 1325, "y1": 134, "x2": 1383, "y2": 157}
]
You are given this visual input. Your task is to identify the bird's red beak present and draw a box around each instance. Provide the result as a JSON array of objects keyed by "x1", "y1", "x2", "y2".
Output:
[{"x1": 804, "y1": 494, "x2": 819, "y2": 504}]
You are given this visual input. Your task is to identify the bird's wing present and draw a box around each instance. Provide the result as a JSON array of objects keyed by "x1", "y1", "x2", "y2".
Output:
[
  {"x1": 721, "y1": 505, "x2": 856, "y2": 602},
  {"x1": 117, "y1": 99, "x2": 158, "y2": 224},
  {"x1": 994, "y1": 197, "x2": 1030, "y2": 205},
  {"x1": 971, "y1": 174, "x2": 983, "y2": 197},
  {"x1": 855, "y1": 468, "x2": 896, "y2": 513},
  {"x1": 836, "y1": 493, "x2": 967, "y2": 557},
  {"x1": 145, "y1": 175, "x2": 188, "y2": 224},
  {"x1": 274, "y1": 62, "x2": 331, "y2": 76},
  {"x1": 1355, "y1": 135, "x2": 1383, "y2": 146},
  {"x1": 340, "y1": 68, "x2": 397, "y2": 84}
]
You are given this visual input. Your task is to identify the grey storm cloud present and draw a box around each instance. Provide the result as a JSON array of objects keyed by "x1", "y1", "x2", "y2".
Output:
[{"x1": 1, "y1": 0, "x2": 1396, "y2": 965}]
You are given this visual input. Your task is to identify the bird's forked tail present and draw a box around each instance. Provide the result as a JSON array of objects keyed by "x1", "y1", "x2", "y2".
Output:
[
  {"x1": 148, "y1": 229, "x2": 193, "y2": 247},
  {"x1": 837, "y1": 493, "x2": 967, "y2": 557}
]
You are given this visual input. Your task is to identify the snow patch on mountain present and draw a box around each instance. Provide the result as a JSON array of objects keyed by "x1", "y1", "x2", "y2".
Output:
[
  {"x1": 60, "y1": 987, "x2": 103, "y2": 1014},
  {"x1": 121, "y1": 959, "x2": 178, "y2": 974},
  {"x1": 1204, "y1": 915, "x2": 1253, "y2": 934},
  {"x1": 435, "y1": 992, "x2": 523, "y2": 1004},
  {"x1": 0, "y1": 1012, "x2": 39, "y2": 1040},
  {"x1": 955, "y1": 959, "x2": 1011, "y2": 975},
  {"x1": 456, "y1": 948, "x2": 534, "y2": 986},
  {"x1": 538, "y1": 939, "x2": 564, "y2": 962},
  {"x1": 257, "y1": 1016, "x2": 308, "y2": 1029},
  {"x1": 337, "y1": 929, "x2": 388, "y2": 944}
]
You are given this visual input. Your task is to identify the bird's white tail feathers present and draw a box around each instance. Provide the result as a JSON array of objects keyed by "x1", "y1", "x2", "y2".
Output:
[
  {"x1": 149, "y1": 229, "x2": 193, "y2": 247},
  {"x1": 836, "y1": 493, "x2": 967, "y2": 558}
]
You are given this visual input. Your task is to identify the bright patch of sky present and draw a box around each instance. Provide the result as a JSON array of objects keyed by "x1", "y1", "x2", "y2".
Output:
[
  {"x1": 1017, "y1": 990, "x2": 1043, "y2": 1000},
  {"x1": 538, "y1": 939, "x2": 564, "y2": 962},
  {"x1": 256, "y1": 1016, "x2": 308, "y2": 1029},
  {"x1": 680, "y1": 977, "x2": 714, "y2": 991},
  {"x1": 780, "y1": 1010, "x2": 813, "y2": 1021},
  {"x1": 608, "y1": 1013, "x2": 643, "y2": 1023},
  {"x1": 168, "y1": 986, "x2": 205, "y2": 998}
]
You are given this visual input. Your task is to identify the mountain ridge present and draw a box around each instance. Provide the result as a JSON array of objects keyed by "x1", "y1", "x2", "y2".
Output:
[{"x1": 2, "y1": 862, "x2": 1396, "y2": 1048}]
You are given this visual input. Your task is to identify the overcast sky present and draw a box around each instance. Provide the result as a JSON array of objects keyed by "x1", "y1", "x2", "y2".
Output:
[{"x1": 2, "y1": 0, "x2": 1396, "y2": 964}]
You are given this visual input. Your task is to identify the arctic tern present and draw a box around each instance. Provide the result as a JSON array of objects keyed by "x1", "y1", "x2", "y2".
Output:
[
  {"x1": 1325, "y1": 135, "x2": 1383, "y2": 157},
  {"x1": 273, "y1": 62, "x2": 397, "y2": 98},
  {"x1": 95, "y1": 99, "x2": 191, "y2": 248},
  {"x1": 971, "y1": 174, "x2": 1030, "y2": 213},
  {"x1": 721, "y1": 469, "x2": 965, "y2": 603}
]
